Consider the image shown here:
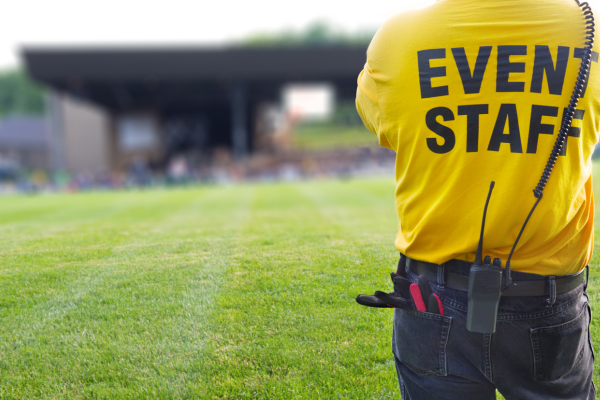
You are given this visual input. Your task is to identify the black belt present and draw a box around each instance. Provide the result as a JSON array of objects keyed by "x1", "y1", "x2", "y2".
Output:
[{"x1": 406, "y1": 257, "x2": 585, "y2": 297}]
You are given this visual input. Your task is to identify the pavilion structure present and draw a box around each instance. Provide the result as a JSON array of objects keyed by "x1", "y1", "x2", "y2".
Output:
[{"x1": 22, "y1": 46, "x2": 366, "y2": 174}]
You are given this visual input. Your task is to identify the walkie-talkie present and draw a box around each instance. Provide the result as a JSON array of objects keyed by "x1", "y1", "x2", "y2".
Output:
[{"x1": 467, "y1": 181, "x2": 503, "y2": 334}]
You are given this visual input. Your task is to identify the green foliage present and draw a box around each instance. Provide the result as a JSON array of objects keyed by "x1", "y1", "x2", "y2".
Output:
[
  {"x1": 244, "y1": 21, "x2": 374, "y2": 47},
  {"x1": 332, "y1": 102, "x2": 366, "y2": 126},
  {"x1": 293, "y1": 101, "x2": 375, "y2": 150},
  {"x1": 0, "y1": 68, "x2": 45, "y2": 118},
  {"x1": 293, "y1": 123, "x2": 376, "y2": 150}
]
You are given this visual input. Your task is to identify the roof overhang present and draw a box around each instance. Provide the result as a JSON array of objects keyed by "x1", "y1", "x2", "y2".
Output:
[{"x1": 22, "y1": 46, "x2": 367, "y2": 112}]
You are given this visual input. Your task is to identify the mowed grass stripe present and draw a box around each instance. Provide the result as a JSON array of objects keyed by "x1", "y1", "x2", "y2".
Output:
[
  {"x1": 0, "y1": 190, "x2": 206, "y2": 319},
  {"x1": 198, "y1": 180, "x2": 400, "y2": 399},
  {"x1": 0, "y1": 186, "x2": 254, "y2": 399},
  {"x1": 0, "y1": 190, "x2": 196, "y2": 253}
]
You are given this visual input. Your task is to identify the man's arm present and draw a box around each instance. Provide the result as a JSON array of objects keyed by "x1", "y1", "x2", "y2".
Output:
[{"x1": 356, "y1": 49, "x2": 394, "y2": 150}]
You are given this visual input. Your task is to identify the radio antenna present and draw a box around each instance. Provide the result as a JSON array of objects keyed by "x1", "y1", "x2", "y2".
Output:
[{"x1": 475, "y1": 181, "x2": 495, "y2": 266}]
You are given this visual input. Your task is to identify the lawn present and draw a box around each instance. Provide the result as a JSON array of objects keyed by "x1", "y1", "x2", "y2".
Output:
[
  {"x1": 293, "y1": 123, "x2": 377, "y2": 151},
  {"x1": 0, "y1": 173, "x2": 598, "y2": 399}
]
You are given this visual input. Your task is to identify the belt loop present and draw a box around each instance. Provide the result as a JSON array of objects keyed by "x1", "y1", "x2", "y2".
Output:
[
  {"x1": 546, "y1": 276, "x2": 556, "y2": 307},
  {"x1": 437, "y1": 263, "x2": 446, "y2": 288},
  {"x1": 584, "y1": 265, "x2": 589, "y2": 291},
  {"x1": 397, "y1": 254, "x2": 407, "y2": 278}
]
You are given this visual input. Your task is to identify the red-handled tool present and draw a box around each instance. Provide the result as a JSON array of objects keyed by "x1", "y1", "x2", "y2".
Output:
[
  {"x1": 410, "y1": 284, "x2": 427, "y2": 312},
  {"x1": 428, "y1": 293, "x2": 445, "y2": 315},
  {"x1": 433, "y1": 293, "x2": 444, "y2": 315}
]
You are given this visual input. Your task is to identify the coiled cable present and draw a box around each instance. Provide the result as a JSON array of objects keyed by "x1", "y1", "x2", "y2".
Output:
[{"x1": 504, "y1": 0, "x2": 595, "y2": 288}]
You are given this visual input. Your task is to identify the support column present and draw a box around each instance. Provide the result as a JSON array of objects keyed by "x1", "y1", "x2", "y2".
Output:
[
  {"x1": 45, "y1": 90, "x2": 66, "y2": 172},
  {"x1": 231, "y1": 82, "x2": 247, "y2": 160}
]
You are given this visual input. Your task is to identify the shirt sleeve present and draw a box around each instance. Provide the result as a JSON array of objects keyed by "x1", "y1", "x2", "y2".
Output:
[{"x1": 356, "y1": 58, "x2": 393, "y2": 150}]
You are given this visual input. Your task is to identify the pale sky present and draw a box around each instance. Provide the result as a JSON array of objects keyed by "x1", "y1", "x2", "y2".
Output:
[
  {"x1": 1, "y1": 0, "x2": 597, "y2": 70},
  {"x1": 0, "y1": 0, "x2": 436, "y2": 69}
]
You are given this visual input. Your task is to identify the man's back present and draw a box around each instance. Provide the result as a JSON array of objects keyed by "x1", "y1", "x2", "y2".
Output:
[{"x1": 356, "y1": 0, "x2": 599, "y2": 275}]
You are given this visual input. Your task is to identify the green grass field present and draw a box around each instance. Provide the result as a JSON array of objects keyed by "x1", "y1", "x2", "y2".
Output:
[
  {"x1": 0, "y1": 173, "x2": 598, "y2": 399},
  {"x1": 293, "y1": 123, "x2": 377, "y2": 150}
]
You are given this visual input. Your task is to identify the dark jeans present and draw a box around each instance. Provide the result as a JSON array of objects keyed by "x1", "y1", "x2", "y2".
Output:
[{"x1": 393, "y1": 261, "x2": 595, "y2": 400}]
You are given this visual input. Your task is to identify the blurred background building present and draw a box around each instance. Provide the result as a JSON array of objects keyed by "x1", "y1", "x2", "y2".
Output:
[
  {"x1": 4, "y1": 35, "x2": 398, "y2": 188},
  {"x1": 22, "y1": 46, "x2": 367, "y2": 175},
  {"x1": 0, "y1": 1, "x2": 455, "y2": 189},
  {"x1": 2, "y1": 0, "x2": 599, "y2": 190}
]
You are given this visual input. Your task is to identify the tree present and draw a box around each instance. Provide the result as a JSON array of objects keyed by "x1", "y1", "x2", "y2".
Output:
[
  {"x1": 0, "y1": 69, "x2": 45, "y2": 118},
  {"x1": 243, "y1": 21, "x2": 374, "y2": 47}
]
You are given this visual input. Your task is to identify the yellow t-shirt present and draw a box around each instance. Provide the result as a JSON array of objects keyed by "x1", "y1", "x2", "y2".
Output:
[{"x1": 356, "y1": 0, "x2": 599, "y2": 275}]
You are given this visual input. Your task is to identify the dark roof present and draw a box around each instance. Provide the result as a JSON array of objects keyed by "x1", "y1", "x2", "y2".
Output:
[
  {"x1": 22, "y1": 46, "x2": 366, "y2": 112},
  {"x1": 0, "y1": 116, "x2": 48, "y2": 150},
  {"x1": 22, "y1": 46, "x2": 367, "y2": 112},
  {"x1": 22, "y1": 46, "x2": 367, "y2": 82}
]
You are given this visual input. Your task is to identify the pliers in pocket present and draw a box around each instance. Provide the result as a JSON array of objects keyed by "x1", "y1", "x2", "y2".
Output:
[{"x1": 356, "y1": 272, "x2": 444, "y2": 315}]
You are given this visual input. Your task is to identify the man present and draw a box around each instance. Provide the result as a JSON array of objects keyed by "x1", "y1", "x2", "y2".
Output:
[{"x1": 356, "y1": 0, "x2": 598, "y2": 398}]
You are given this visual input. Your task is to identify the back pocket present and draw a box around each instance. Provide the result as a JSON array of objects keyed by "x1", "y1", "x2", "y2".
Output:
[
  {"x1": 393, "y1": 309, "x2": 452, "y2": 376},
  {"x1": 530, "y1": 304, "x2": 589, "y2": 381}
]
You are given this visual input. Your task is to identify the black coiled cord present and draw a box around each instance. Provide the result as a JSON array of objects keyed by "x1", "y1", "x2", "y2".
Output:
[
  {"x1": 504, "y1": 0, "x2": 595, "y2": 288},
  {"x1": 534, "y1": 1, "x2": 596, "y2": 198}
]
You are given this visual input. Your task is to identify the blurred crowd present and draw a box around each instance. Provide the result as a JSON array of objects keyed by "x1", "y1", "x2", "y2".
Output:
[{"x1": 0, "y1": 146, "x2": 395, "y2": 194}]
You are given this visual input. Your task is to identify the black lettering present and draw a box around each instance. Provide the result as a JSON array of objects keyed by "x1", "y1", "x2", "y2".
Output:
[
  {"x1": 573, "y1": 48, "x2": 599, "y2": 97},
  {"x1": 527, "y1": 105, "x2": 558, "y2": 153},
  {"x1": 496, "y1": 45, "x2": 527, "y2": 92},
  {"x1": 559, "y1": 108, "x2": 585, "y2": 156},
  {"x1": 458, "y1": 104, "x2": 489, "y2": 152},
  {"x1": 530, "y1": 46, "x2": 569, "y2": 95},
  {"x1": 418, "y1": 49, "x2": 449, "y2": 98},
  {"x1": 488, "y1": 104, "x2": 523, "y2": 153},
  {"x1": 451, "y1": 46, "x2": 492, "y2": 94},
  {"x1": 426, "y1": 107, "x2": 455, "y2": 153}
]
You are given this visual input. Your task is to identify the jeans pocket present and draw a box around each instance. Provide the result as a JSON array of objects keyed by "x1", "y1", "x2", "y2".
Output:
[
  {"x1": 530, "y1": 303, "x2": 589, "y2": 381},
  {"x1": 392, "y1": 308, "x2": 452, "y2": 376}
]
